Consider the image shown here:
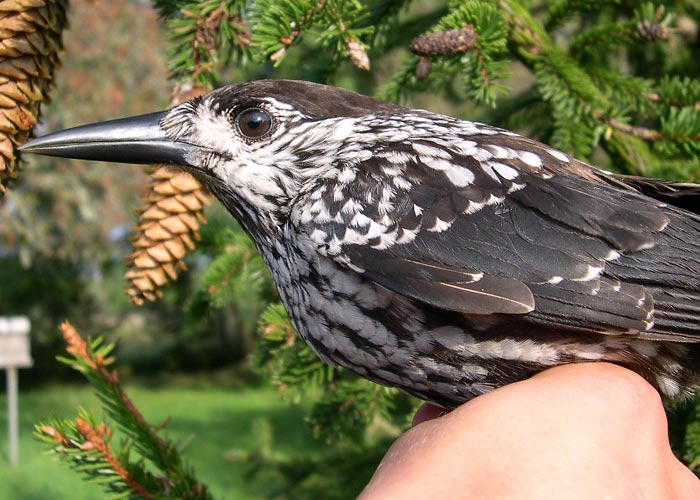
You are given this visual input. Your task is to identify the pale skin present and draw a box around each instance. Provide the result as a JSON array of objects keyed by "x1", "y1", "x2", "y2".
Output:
[{"x1": 360, "y1": 362, "x2": 700, "y2": 500}]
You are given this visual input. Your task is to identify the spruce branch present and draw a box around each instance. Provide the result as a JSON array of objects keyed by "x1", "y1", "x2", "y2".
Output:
[
  {"x1": 58, "y1": 322, "x2": 161, "y2": 449},
  {"x1": 74, "y1": 417, "x2": 155, "y2": 500},
  {"x1": 365, "y1": 0, "x2": 415, "y2": 47},
  {"x1": 590, "y1": 110, "x2": 662, "y2": 141},
  {"x1": 537, "y1": 54, "x2": 700, "y2": 156},
  {"x1": 587, "y1": 99, "x2": 700, "y2": 150},
  {"x1": 282, "y1": 0, "x2": 328, "y2": 47},
  {"x1": 585, "y1": 67, "x2": 656, "y2": 114},
  {"x1": 500, "y1": 0, "x2": 700, "y2": 170},
  {"x1": 37, "y1": 322, "x2": 213, "y2": 500},
  {"x1": 37, "y1": 410, "x2": 143, "y2": 499},
  {"x1": 604, "y1": 132, "x2": 656, "y2": 176},
  {"x1": 569, "y1": 4, "x2": 673, "y2": 58},
  {"x1": 250, "y1": 0, "x2": 373, "y2": 69},
  {"x1": 375, "y1": 57, "x2": 423, "y2": 103},
  {"x1": 379, "y1": 2, "x2": 510, "y2": 107},
  {"x1": 543, "y1": 0, "x2": 611, "y2": 32},
  {"x1": 650, "y1": 76, "x2": 700, "y2": 108},
  {"x1": 372, "y1": 5, "x2": 448, "y2": 55},
  {"x1": 155, "y1": 0, "x2": 250, "y2": 87},
  {"x1": 250, "y1": 0, "x2": 328, "y2": 63},
  {"x1": 322, "y1": 0, "x2": 372, "y2": 71},
  {"x1": 436, "y1": 2, "x2": 510, "y2": 106}
]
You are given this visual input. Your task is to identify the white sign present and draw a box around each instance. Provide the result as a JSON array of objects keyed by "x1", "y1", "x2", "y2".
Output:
[
  {"x1": 0, "y1": 316, "x2": 32, "y2": 368},
  {"x1": 1, "y1": 315, "x2": 31, "y2": 465}
]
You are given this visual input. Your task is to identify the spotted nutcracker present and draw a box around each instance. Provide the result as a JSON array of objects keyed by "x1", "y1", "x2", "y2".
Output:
[{"x1": 21, "y1": 80, "x2": 700, "y2": 408}]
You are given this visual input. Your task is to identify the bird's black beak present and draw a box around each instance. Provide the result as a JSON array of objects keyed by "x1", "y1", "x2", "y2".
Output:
[{"x1": 19, "y1": 110, "x2": 190, "y2": 166}]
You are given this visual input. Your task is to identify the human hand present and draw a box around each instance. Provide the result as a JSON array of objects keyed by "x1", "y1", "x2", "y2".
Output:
[{"x1": 360, "y1": 362, "x2": 700, "y2": 500}]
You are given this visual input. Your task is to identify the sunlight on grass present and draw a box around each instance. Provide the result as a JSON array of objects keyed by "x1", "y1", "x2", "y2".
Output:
[{"x1": 0, "y1": 382, "x2": 321, "y2": 500}]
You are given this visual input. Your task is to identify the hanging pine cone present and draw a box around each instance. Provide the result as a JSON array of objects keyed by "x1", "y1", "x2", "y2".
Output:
[
  {"x1": 126, "y1": 166, "x2": 211, "y2": 304},
  {"x1": 0, "y1": 0, "x2": 68, "y2": 192},
  {"x1": 125, "y1": 85, "x2": 211, "y2": 305}
]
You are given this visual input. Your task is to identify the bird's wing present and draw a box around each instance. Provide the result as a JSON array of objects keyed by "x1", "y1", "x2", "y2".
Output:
[{"x1": 292, "y1": 136, "x2": 695, "y2": 338}]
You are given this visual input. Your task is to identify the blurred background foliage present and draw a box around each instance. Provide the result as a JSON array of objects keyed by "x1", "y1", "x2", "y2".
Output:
[
  {"x1": 0, "y1": 0, "x2": 699, "y2": 498},
  {"x1": 0, "y1": 1, "x2": 261, "y2": 383}
]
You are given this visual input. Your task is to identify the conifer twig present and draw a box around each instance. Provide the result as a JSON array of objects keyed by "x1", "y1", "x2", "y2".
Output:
[
  {"x1": 501, "y1": 0, "x2": 700, "y2": 153},
  {"x1": 282, "y1": 0, "x2": 327, "y2": 46},
  {"x1": 61, "y1": 322, "x2": 154, "y2": 434},
  {"x1": 37, "y1": 322, "x2": 212, "y2": 499},
  {"x1": 271, "y1": 0, "x2": 327, "y2": 62},
  {"x1": 37, "y1": 323, "x2": 157, "y2": 498},
  {"x1": 588, "y1": 107, "x2": 700, "y2": 145},
  {"x1": 75, "y1": 418, "x2": 155, "y2": 500}
]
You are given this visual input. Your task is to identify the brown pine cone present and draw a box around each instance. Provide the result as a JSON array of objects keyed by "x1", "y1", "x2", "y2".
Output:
[
  {"x1": 0, "y1": 0, "x2": 68, "y2": 191},
  {"x1": 409, "y1": 25, "x2": 478, "y2": 57},
  {"x1": 126, "y1": 166, "x2": 211, "y2": 304}
]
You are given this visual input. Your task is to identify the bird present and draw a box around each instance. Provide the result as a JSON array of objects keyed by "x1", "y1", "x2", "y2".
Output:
[{"x1": 21, "y1": 79, "x2": 700, "y2": 409}]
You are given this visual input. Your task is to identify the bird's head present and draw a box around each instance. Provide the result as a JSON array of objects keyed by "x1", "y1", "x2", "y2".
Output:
[{"x1": 21, "y1": 80, "x2": 403, "y2": 236}]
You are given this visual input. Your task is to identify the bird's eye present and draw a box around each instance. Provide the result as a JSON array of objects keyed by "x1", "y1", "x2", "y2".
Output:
[{"x1": 236, "y1": 108, "x2": 273, "y2": 138}]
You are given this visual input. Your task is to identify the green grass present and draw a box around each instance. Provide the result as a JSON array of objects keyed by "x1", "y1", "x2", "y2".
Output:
[{"x1": 0, "y1": 381, "x2": 324, "y2": 499}]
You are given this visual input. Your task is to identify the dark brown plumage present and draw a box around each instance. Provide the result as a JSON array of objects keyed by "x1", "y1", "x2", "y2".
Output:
[{"x1": 21, "y1": 80, "x2": 700, "y2": 407}]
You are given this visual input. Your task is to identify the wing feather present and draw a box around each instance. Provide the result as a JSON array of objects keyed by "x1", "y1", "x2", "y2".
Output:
[
  {"x1": 344, "y1": 249, "x2": 535, "y2": 315},
  {"x1": 292, "y1": 135, "x2": 700, "y2": 341}
]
